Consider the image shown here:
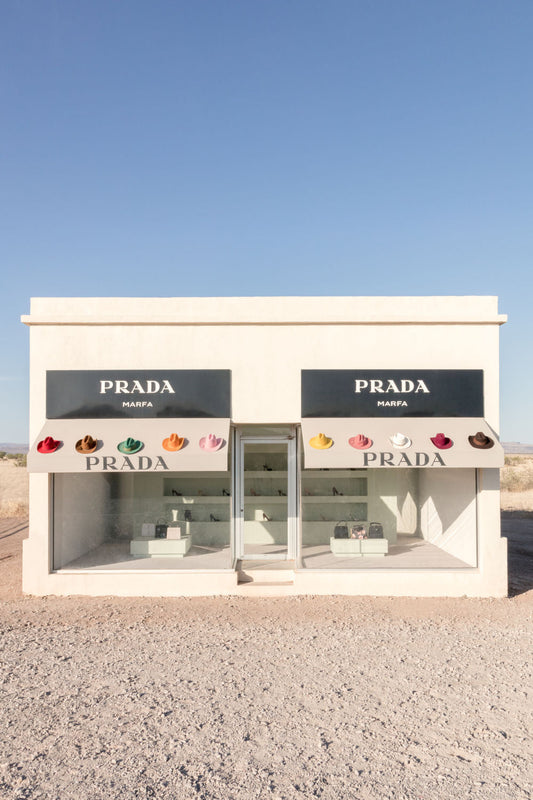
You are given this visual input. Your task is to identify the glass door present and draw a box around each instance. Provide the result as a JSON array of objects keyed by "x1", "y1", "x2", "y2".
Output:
[{"x1": 235, "y1": 432, "x2": 297, "y2": 560}]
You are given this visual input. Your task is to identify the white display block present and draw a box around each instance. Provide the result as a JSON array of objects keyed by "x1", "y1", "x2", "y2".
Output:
[
  {"x1": 130, "y1": 536, "x2": 191, "y2": 557},
  {"x1": 329, "y1": 538, "x2": 362, "y2": 557},
  {"x1": 329, "y1": 537, "x2": 389, "y2": 557},
  {"x1": 166, "y1": 525, "x2": 181, "y2": 540},
  {"x1": 361, "y1": 539, "x2": 389, "y2": 556}
]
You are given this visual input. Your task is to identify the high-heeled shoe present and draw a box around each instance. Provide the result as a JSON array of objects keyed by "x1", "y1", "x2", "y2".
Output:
[
  {"x1": 171, "y1": 489, "x2": 182, "y2": 496},
  {"x1": 262, "y1": 512, "x2": 271, "y2": 521},
  {"x1": 250, "y1": 489, "x2": 258, "y2": 496},
  {"x1": 222, "y1": 489, "x2": 230, "y2": 496},
  {"x1": 262, "y1": 464, "x2": 272, "y2": 471},
  {"x1": 332, "y1": 487, "x2": 343, "y2": 496},
  {"x1": 210, "y1": 513, "x2": 219, "y2": 522},
  {"x1": 278, "y1": 489, "x2": 286, "y2": 496}
]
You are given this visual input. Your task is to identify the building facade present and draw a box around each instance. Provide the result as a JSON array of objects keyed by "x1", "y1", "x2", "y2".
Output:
[{"x1": 23, "y1": 296, "x2": 507, "y2": 597}]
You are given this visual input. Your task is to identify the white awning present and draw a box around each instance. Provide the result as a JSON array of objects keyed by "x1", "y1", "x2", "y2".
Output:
[
  {"x1": 28, "y1": 419, "x2": 231, "y2": 473},
  {"x1": 301, "y1": 418, "x2": 504, "y2": 469}
]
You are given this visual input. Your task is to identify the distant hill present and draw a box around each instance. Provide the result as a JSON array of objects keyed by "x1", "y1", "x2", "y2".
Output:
[
  {"x1": 503, "y1": 442, "x2": 533, "y2": 454},
  {"x1": 0, "y1": 443, "x2": 29, "y2": 454}
]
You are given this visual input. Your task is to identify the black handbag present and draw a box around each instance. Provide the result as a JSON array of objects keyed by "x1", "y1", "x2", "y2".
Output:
[
  {"x1": 368, "y1": 522, "x2": 384, "y2": 539},
  {"x1": 155, "y1": 518, "x2": 168, "y2": 539},
  {"x1": 333, "y1": 522, "x2": 349, "y2": 539}
]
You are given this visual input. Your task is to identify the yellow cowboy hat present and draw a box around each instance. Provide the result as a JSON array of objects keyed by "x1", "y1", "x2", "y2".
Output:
[{"x1": 309, "y1": 432, "x2": 333, "y2": 450}]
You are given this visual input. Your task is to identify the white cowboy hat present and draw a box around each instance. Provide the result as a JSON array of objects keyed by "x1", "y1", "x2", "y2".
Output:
[{"x1": 389, "y1": 432, "x2": 412, "y2": 449}]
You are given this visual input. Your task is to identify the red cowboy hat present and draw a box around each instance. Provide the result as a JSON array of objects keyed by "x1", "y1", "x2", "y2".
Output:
[
  {"x1": 37, "y1": 436, "x2": 61, "y2": 454},
  {"x1": 430, "y1": 432, "x2": 453, "y2": 450}
]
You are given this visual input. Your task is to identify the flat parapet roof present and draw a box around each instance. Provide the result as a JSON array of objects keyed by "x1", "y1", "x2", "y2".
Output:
[{"x1": 21, "y1": 296, "x2": 507, "y2": 326}]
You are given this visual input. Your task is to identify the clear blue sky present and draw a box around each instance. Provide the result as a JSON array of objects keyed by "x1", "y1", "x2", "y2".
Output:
[{"x1": 1, "y1": 0, "x2": 531, "y2": 443}]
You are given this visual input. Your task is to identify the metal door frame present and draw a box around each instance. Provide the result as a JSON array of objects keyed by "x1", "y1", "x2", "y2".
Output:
[{"x1": 234, "y1": 427, "x2": 297, "y2": 560}]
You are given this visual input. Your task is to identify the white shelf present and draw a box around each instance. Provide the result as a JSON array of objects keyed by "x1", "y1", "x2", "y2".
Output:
[
  {"x1": 244, "y1": 496, "x2": 287, "y2": 504},
  {"x1": 244, "y1": 470, "x2": 287, "y2": 477},
  {"x1": 163, "y1": 496, "x2": 230, "y2": 504},
  {"x1": 302, "y1": 470, "x2": 367, "y2": 478},
  {"x1": 302, "y1": 495, "x2": 367, "y2": 503}
]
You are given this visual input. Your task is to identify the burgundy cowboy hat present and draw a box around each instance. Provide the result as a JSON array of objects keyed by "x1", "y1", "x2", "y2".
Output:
[
  {"x1": 430, "y1": 432, "x2": 453, "y2": 450},
  {"x1": 37, "y1": 436, "x2": 61, "y2": 454},
  {"x1": 75, "y1": 435, "x2": 99, "y2": 454},
  {"x1": 468, "y1": 431, "x2": 494, "y2": 449},
  {"x1": 348, "y1": 434, "x2": 373, "y2": 450}
]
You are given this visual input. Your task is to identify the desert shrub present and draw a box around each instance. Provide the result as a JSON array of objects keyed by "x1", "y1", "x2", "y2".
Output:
[
  {"x1": 0, "y1": 451, "x2": 6, "y2": 459},
  {"x1": 0, "y1": 500, "x2": 29, "y2": 518},
  {"x1": 13, "y1": 454, "x2": 27, "y2": 467},
  {"x1": 501, "y1": 466, "x2": 533, "y2": 492},
  {"x1": 504, "y1": 455, "x2": 522, "y2": 466}
]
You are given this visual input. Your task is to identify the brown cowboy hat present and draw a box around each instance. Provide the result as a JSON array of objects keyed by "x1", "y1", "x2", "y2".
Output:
[
  {"x1": 76, "y1": 435, "x2": 99, "y2": 454},
  {"x1": 468, "y1": 431, "x2": 494, "y2": 449}
]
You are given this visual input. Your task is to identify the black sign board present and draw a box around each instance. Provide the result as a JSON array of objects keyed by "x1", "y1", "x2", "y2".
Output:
[
  {"x1": 46, "y1": 370, "x2": 231, "y2": 419},
  {"x1": 301, "y1": 370, "x2": 484, "y2": 418}
]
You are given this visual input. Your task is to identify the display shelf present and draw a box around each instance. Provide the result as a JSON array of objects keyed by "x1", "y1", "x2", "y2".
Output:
[
  {"x1": 302, "y1": 470, "x2": 367, "y2": 478},
  {"x1": 302, "y1": 495, "x2": 367, "y2": 503},
  {"x1": 244, "y1": 470, "x2": 288, "y2": 478},
  {"x1": 244, "y1": 496, "x2": 287, "y2": 504},
  {"x1": 163, "y1": 496, "x2": 230, "y2": 504}
]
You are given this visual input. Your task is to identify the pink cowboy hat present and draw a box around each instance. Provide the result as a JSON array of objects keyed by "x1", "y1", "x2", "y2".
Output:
[
  {"x1": 430, "y1": 432, "x2": 453, "y2": 450},
  {"x1": 349, "y1": 434, "x2": 373, "y2": 450},
  {"x1": 199, "y1": 434, "x2": 225, "y2": 452},
  {"x1": 37, "y1": 436, "x2": 61, "y2": 454}
]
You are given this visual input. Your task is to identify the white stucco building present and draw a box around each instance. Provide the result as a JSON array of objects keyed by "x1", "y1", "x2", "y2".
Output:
[{"x1": 23, "y1": 296, "x2": 507, "y2": 597}]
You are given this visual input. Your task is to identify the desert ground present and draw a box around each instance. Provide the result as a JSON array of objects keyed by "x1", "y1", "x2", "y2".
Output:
[{"x1": 0, "y1": 459, "x2": 531, "y2": 799}]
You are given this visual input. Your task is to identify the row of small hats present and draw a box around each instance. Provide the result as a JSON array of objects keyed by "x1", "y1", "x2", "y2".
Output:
[
  {"x1": 309, "y1": 432, "x2": 495, "y2": 450},
  {"x1": 37, "y1": 434, "x2": 226, "y2": 455}
]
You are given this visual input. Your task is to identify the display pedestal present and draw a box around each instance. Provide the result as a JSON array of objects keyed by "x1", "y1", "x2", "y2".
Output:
[
  {"x1": 329, "y1": 537, "x2": 388, "y2": 558},
  {"x1": 130, "y1": 536, "x2": 192, "y2": 558}
]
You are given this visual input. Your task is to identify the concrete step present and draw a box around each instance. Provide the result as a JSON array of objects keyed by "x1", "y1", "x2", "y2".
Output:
[{"x1": 237, "y1": 559, "x2": 295, "y2": 586}]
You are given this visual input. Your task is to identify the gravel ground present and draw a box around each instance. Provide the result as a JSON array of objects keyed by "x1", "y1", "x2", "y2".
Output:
[{"x1": 0, "y1": 519, "x2": 531, "y2": 800}]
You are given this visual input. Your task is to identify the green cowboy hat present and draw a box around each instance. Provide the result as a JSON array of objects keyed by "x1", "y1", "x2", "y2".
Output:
[{"x1": 117, "y1": 437, "x2": 144, "y2": 455}]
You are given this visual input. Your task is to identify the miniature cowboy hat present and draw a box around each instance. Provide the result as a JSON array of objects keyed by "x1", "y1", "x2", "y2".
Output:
[
  {"x1": 468, "y1": 431, "x2": 494, "y2": 449},
  {"x1": 348, "y1": 434, "x2": 373, "y2": 450},
  {"x1": 162, "y1": 433, "x2": 185, "y2": 452},
  {"x1": 37, "y1": 436, "x2": 61, "y2": 454},
  {"x1": 199, "y1": 434, "x2": 225, "y2": 451},
  {"x1": 117, "y1": 437, "x2": 144, "y2": 454},
  {"x1": 309, "y1": 433, "x2": 334, "y2": 450},
  {"x1": 389, "y1": 432, "x2": 412, "y2": 449},
  {"x1": 75, "y1": 435, "x2": 99, "y2": 454},
  {"x1": 430, "y1": 432, "x2": 453, "y2": 450}
]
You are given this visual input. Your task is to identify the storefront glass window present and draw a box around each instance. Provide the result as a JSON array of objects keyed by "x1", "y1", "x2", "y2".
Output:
[
  {"x1": 52, "y1": 467, "x2": 232, "y2": 571},
  {"x1": 301, "y1": 465, "x2": 478, "y2": 569}
]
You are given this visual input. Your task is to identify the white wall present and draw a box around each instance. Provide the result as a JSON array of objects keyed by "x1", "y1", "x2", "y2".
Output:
[
  {"x1": 418, "y1": 468, "x2": 477, "y2": 566},
  {"x1": 53, "y1": 474, "x2": 112, "y2": 568},
  {"x1": 28, "y1": 320, "x2": 502, "y2": 440}
]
